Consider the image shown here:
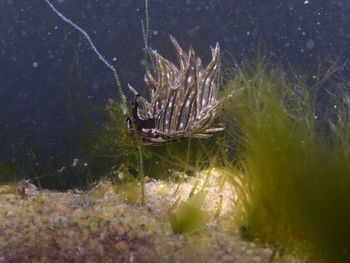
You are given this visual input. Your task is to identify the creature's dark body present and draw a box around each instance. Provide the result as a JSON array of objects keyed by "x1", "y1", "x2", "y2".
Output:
[{"x1": 128, "y1": 36, "x2": 223, "y2": 145}]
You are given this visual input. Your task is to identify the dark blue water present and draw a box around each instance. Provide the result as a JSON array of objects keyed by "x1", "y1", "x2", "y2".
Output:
[{"x1": 1, "y1": 0, "x2": 349, "y2": 185}]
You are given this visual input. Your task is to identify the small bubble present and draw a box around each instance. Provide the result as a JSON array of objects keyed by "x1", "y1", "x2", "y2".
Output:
[
  {"x1": 32, "y1": 61, "x2": 39, "y2": 68},
  {"x1": 153, "y1": 30, "x2": 158, "y2": 36},
  {"x1": 304, "y1": 0, "x2": 309, "y2": 4},
  {"x1": 306, "y1": 39, "x2": 315, "y2": 49},
  {"x1": 112, "y1": 57, "x2": 117, "y2": 61}
]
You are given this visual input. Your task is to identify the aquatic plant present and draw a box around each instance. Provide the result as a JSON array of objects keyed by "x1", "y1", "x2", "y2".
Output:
[
  {"x1": 0, "y1": 160, "x2": 20, "y2": 185},
  {"x1": 223, "y1": 55, "x2": 350, "y2": 262},
  {"x1": 168, "y1": 190, "x2": 209, "y2": 234}
]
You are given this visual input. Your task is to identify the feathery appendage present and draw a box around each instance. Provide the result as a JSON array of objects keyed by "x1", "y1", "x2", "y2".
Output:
[{"x1": 129, "y1": 36, "x2": 224, "y2": 145}]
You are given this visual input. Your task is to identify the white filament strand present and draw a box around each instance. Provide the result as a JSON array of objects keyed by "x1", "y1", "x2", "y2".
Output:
[{"x1": 43, "y1": 0, "x2": 127, "y2": 107}]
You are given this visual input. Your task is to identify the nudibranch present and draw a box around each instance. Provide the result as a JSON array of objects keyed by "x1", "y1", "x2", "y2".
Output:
[{"x1": 127, "y1": 36, "x2": 224, "y2": 145}]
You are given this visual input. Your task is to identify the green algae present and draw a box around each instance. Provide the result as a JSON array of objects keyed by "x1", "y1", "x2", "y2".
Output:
[
  {"x1": 223, "y1": 55, "x2": 350, "y2": 263},
  {"x1": 168, "y1": 190, "x2": 209, "y2": 234}
]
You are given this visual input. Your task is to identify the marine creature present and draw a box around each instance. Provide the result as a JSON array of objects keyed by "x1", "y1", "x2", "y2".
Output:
[
  {"x1": 128, "y1": 36, "x2": 224, "y2": 145},
  {"x1": 43, "y1": 0, "x2": 223, "y2": 145}
]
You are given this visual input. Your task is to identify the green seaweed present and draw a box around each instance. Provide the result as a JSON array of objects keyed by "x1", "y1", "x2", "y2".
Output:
[
  {"x1": 0, "y1": 160, "x2": 20, "y2": 185},
  {"x1": 168, "y1": 190, "x2": 209, "y2": 234},
  {"x1": 223, "y1": 55, "x2": 350, "y2": 262}
]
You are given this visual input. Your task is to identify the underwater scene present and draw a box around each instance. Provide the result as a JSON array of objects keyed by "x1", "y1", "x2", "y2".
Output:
[{"x1": 1, "y1": 0, "x2": 350, "y2": 262}]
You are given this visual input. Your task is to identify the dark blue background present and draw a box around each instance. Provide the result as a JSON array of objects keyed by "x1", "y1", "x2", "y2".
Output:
[{"x1": 1, "y1": 0, "x2": 350, "y2": 176}]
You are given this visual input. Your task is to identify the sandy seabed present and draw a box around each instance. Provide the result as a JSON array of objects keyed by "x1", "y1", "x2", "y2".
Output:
[{"x1": 0, "y1": 171, "x2": 305, "y2": 263}]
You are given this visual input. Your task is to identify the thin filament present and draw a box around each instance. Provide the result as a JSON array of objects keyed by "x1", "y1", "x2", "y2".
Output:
[{"x1": 43, "y1": 0, "x2": 127, "y2": 108}]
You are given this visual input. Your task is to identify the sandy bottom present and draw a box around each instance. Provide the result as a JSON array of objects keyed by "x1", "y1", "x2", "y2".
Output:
[{"x1": 0, "y1": 171, "x2": 305, "y2": 263}]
